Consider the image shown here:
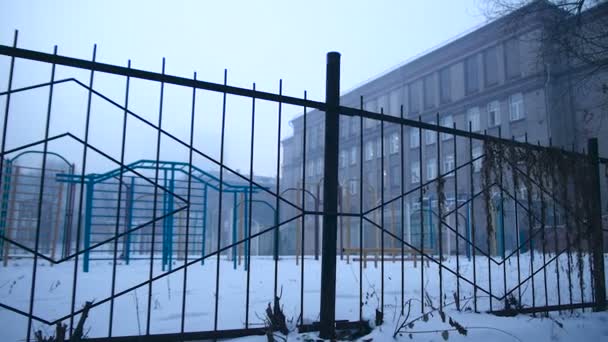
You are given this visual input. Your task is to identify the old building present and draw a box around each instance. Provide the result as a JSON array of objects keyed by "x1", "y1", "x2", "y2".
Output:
[{"x1": 280, "y1": 1, "x2": 608, "y2": 256}]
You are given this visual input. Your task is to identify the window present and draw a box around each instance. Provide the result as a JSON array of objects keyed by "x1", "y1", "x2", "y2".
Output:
[
  {"x1": 425, "y1": 121, "x2": 437, "y2": 145},
  {"x1": 409, "y1": 81, "x2": 421, "y2": 114},
  {"x1": 350, "y1": 146, "x2": 357, "y2": 165},
  {"x1": 411, "y1": 161, "x2": 420, "y2": 184},
  {"x1": 309, "y1": 130, "x2": 317, "y2": 149},
  {"x1": 465, "y1": 55, "x2": 479, "y2": 94},
  {"x1": 340, "y1": 117, "x2": 348, "y2": 137},
  {"x1": 375, "y1": 137, "x2": 382, "y2": 158},
  {"x1": 439, "y1": 67, "x2": 451, "y2": 103},
  {"x1": 484, "y1": 46, "x2": 499, "y2": 86},
  {"x1": 389, "y1": 133, "x2": 400, "y2": 154},
  {"x1": 423, "y1": 74, "x2": 435, "y2": 109},
  {"x1": 339, "y1": 150, "x2": 347, "y2": 168},
  {"x1": 410, "y1": 127, "x2": 420, "y2": 148},
  {"x1": 487, "y1": 101, "x2": 500, "y2": 127},
  {"x1": 364, "y1": 100, "x2": 377, "y2": 129},
  {"x1": 467, "y1": 107, "x2": 481, "y2": 132},
  {"x1": 443, "y1": 154, "x2": 455, "y2": 176},
  {"x1": 307, "y1": 160, "x2": 314, "y2": 176},
  {"x1": 472, "y1": 147, "x2": 482, "y2": 172},
  {"x1": 378, "y1": 95, "x2": 389, "y2": 114},
  {"x1": 505, "y1": 38, "x2": 521, "y2": 79},
  {"x1": 383, "y1": 169, "x2": 388, "y2": 189},
  {"x1": 316, "y1": 158, "x2": 324, "y2": 176},
  {"x1": 349, "y1": 180, "x2": 357, "y2": 195},
  {"x1": 509, "y1": 93, "x2": 524, "y2": 121},
  {"x1": 364, "y1": 99, "x2": 377, "y2": 112},
  {"x1": 426, "y1": 158, "x2": 437, "y2": 181},
  {"x1": 350, "y1": 117, "x2": 358, "y2": 136},
  {"x1": 390, "y1": 165, "x2": 400, "y2": 187},
  {"x1": 440, "y1": 115, "x2": 453, "y2": 140},
  {"x1": 518, "y1": 186, "x2": 528, "y2": 199},
  {"x1": 365, "y1": 141, "x2": 375, "y2": 161},
  {"x1": 389, "y1": 88, "x2": 402, "y2": 116},
  {"x1": 317, "y1": 124, "x2": 325, "y2": 147}
]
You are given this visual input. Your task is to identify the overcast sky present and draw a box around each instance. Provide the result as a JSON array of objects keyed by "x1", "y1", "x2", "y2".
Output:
[{"x1": 0, "y1": 0, "x2": 487, "y2": 177}]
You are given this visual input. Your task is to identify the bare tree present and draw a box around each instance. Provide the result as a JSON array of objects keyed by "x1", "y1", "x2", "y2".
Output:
[
  {"x1": 481, "y1": 0, "x2": 608, "y2": 72},
  {"x1": 482, "y1": 0, "x2": 608, "y2": 144}
]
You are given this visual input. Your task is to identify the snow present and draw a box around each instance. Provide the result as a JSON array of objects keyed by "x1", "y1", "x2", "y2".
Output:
[{"x1": 0, "y1": 254, "x2": 606, "y2": 341}]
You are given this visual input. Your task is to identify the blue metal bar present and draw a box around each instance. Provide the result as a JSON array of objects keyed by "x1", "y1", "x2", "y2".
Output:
[
  {"x1": 83, "y1": 181, "x2": 94, "y2": 272},
  {"x1": 0, "y1": 160, "x2": 12, "y2": 257},
  {"x1": 168, "y1": 167, "x2": 175, "y2": 271},
  {"x1": 125, "y1": 177, "x2": 135, "y2": 264},
  {"x1": 62, "y1": 164, "x2": 75, "y2": 259},
  {"x1": 232, "y1": 192, "x2": 237, "y2": 270},
  {"x1": 162, "y1": 169, "x2": 168, "y2": 271},
  {"x1": 201, "y1": 184, "x2": 207, "y2": 265},
  {"x1": 56, "y1": 159, "x2": 264, "y2": 194},
  {"x1": 244, "y1": 191, "x2": 249, "y2": 271}
]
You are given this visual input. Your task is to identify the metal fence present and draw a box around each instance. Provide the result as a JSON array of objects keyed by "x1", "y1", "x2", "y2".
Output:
[{"x1": 0, "y1": 31, "x2": 606, "y2": 341}]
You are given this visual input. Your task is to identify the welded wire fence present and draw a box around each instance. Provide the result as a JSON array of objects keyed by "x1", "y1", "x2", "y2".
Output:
[{"x1": 0, "y1": 32, "x2": 606, "y2": 342}]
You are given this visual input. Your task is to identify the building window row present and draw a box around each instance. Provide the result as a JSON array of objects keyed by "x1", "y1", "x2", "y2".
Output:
[
  {"x1": 362, "y1": 39, "x2": 522, "y2": 116},
  {"x1": 360, "y1": 86, "x2": 523, "y2": 133}
]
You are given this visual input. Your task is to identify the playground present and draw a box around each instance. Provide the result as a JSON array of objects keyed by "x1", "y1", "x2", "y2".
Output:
[{"x1": 0, "y1": 153, "x2": 281, "y2": 273}]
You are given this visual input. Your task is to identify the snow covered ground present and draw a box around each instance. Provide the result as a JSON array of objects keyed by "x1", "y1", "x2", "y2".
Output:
[{"x1": 0, "y1": 254, "x2": 606, "y2": 341}]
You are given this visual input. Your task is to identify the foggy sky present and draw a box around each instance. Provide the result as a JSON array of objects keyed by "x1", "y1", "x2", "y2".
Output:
[{"x1": 0, "y1": 0, "x2": 486, "y2": 177}]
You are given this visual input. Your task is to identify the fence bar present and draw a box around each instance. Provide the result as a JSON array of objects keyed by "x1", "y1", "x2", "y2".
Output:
[
  {"x1": 485, "y1": 130, "x2": 493, "y2": 312},
  {"x1": 273, "y1": 80, "x2": 283, "y2": 298},
  {"x1": 358, "y1": 96, "x2": 364, "y2": 322},
  {"x1": 26, "y1": 44, "x2": 56, "y2": 342},
  {"x1": 436, "y1": 114, "x2": 443, "y2": 309},
  {"x1": 214, "y1": 69, "x2": 228, "y2": 332},
  {"x1": 0, "y1": 44, "x2": 597, "y2": 163},
  {"x1": 319, "y1": 51, "x2": 340, "y2": 339},
  {"x1": 0, "y1": 45, "x2": 326, "y2": 112},
  {"x1": 180, "y1": 71, "x2": 198, "y2": 334},
  {"x1": 453, "y1": 123, "x2": 460, "y2": 310},
  {"x1": 108, "y1": 58, "x2": 131, "y2": 337},
  {"x1": 524, "y1": 134, "x2": 536, "y2": 313},
  {"x1": 400, "y1": 105, "x2": 405, "y2": 315},
  {"x1": 245, "y1": 83, "x2": 256, "y2": 327},
  {"x1": 146, "y1": 57, "x2": 166, "y2": 335},
  {"x1": 299, "y1": 91, "x2": 308, "y2": 326},
  {"x1": 468, "y1": 122, "x2": 477, "y2": 312},
  {"x1": 499, "y1": 127, "x2": 507, "y2": 309},
  {"x1": 2, "y1": 43, "x2": 607, "y2": 341},
  {"x1": 588, "y1": 138, "x2": 606, "y2": 311},
  {"x1": 537, "y1": 140, "x2": 549, "y2": 312},
  {"x1": 419, "y1": 116, "x2": 424, "y2": 313},
  {"x1": 549, "y1": 142, "x2": 561, "y2": 310},
  {"x1": 380, "y1": 108, "x2": 385, "y2": 317},
  {"x1": 70, "y1": 44, "x2": 96, "y2": 337}
]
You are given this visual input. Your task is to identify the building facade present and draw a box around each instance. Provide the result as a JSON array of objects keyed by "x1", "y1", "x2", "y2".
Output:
[{"x1": 281, "y1": 1, "x2": 608, "y2": 256}]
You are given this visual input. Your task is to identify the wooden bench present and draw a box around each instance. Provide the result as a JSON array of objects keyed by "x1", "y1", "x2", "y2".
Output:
[{"x1": 342, "y1": 247, "x2": 433, "y2": 268}]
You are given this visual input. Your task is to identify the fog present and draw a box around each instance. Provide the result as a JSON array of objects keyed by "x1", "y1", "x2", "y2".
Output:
[{"x1": 0, "y1": 0, "x2": 485, "y2": 177}]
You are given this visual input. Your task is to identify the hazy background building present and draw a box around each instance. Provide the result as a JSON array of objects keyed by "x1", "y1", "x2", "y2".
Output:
[{"x1": 281, "y1": 1, "x2": 608, "y2": 256}]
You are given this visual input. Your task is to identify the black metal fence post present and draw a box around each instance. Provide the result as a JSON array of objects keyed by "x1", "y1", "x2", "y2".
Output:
[
  {"x1": 319, "y1": 51, "x2": 340, "y2": 339},
  {"x1": 588, "y1": 138, "x2": 606, "y2": 311}
]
